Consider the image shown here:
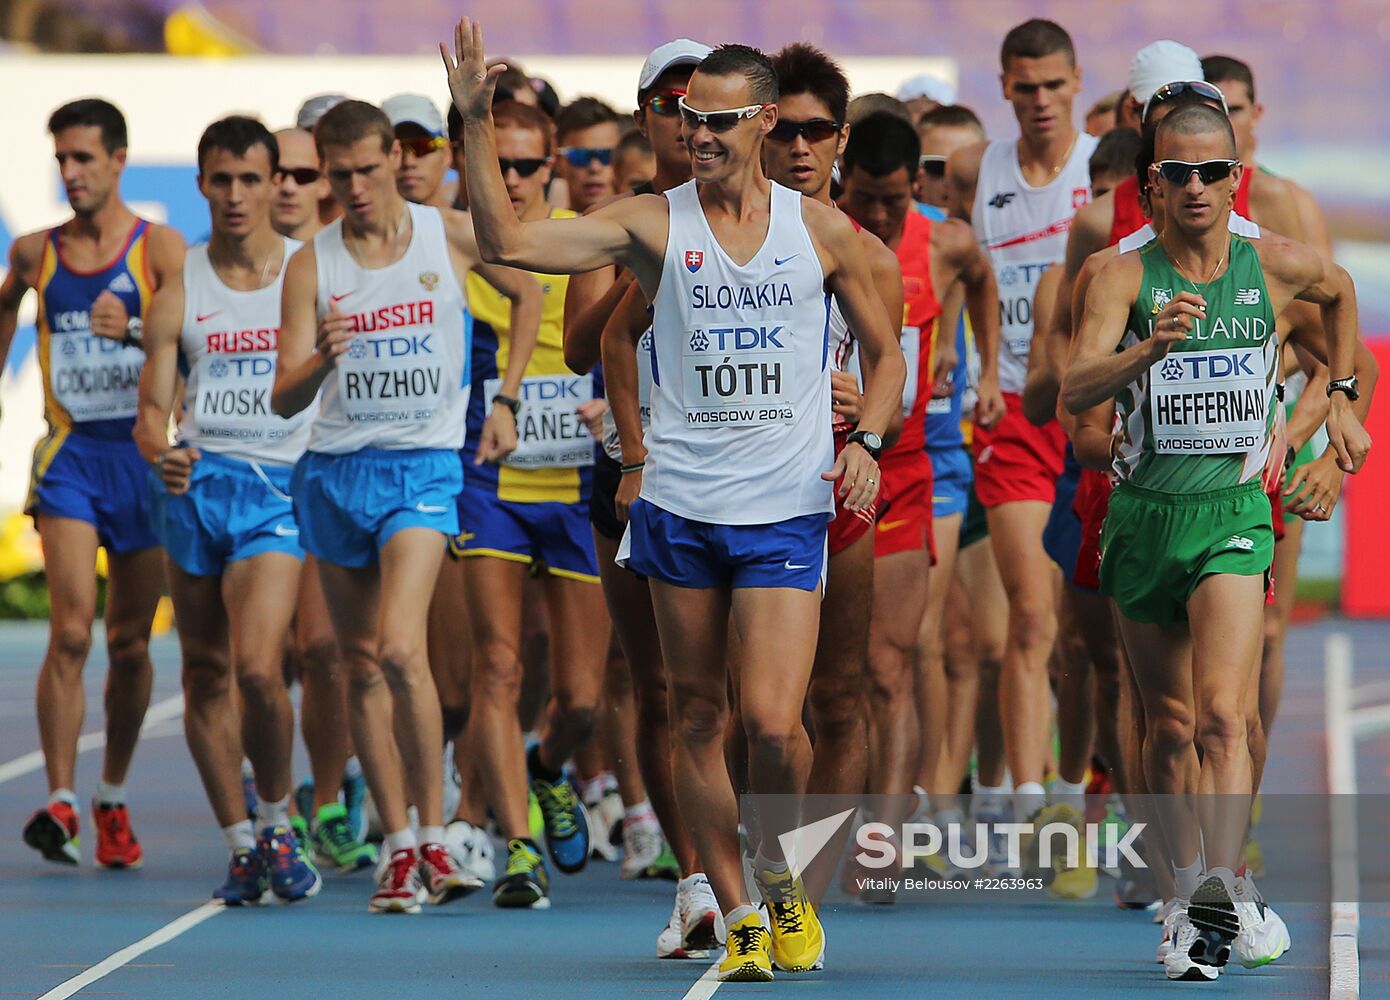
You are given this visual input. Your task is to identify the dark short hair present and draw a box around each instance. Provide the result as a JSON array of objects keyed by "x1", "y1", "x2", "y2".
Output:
[
  {"x1": 771, "y1": 43, "x2": 849, "y2": 124},
  {"x1": 1000, "y1": 19, "x2": 1076, "y2": 68},
  {"x1": 315, "y1": 100, "x2": 393, "y2": 157},
  {"x1": 917, "y1": 103, "x2": 985, "y2": 136},
  {"x1": 616, "y1": 129, "x2": 652, "y2": 160},
  {"x1": 493, "y1": 100, "x2": 555, "y2": 156},
  {"x1": 847, "y1": 92, "x2": 912, "y2": 126},
  {"x1": 1154, "y1": 103, "x2": 1238, "y2": 160},
  {"x1": 555, "y1": 97, "x2": 622, "y2": 143},
  {"x1": 48, "y1": 98, "x2": 128, "y2": 153},
  {"x1": 696, "y1": 43, "x2": 778, "y2": 105},
  {"x1": 1088, "y1": 127, "x2": 1141, "y2": 183},
  {"x1": 1201, "y1": 54, "x2": 1256, "y2": 102},
  {"x1": 842, "y1": 111, "x2": 921, "y2": 179},
  {"x1": 1137, "y1": 87, "x2": 1229, "y2": 191},
  {"x1": 197, "y1": 115, "x2": 279, "y2": 174}
]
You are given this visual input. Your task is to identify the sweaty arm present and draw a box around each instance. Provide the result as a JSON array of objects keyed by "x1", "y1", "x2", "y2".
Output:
[
  {"x1": 563, "y1": 266, "x2": 629, "y2": 375},
  {"x1": 854, "y1": 230, "x2": 905, "y2": 446},
  {"x1": 272, "y1": 245, "x2": 339, "y2": 418},
  {"x1": 134, "y1": 274, "x2": 185, "y2": 464},
  {"x1": 1060, "y1": 254, "x2": 1164, "y2": 413},
  {"x1": 0, "y1": 236, "x2": 39, "y2": 375},
  {"x1": 473, "y1": 261, "x2": 541, "y2": 399},
  {"x1": 945, "y1": 221, "x2": 1003, "y2": 426},
  {"x1": 1022, "y1": 265, "x2": 1064, "y2": 427}
]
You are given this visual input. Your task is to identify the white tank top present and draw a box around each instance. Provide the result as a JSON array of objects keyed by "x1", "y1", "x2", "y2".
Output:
[
  {"x1": 309, "y1": 202, "x2": 468, "y2": 454},
  {"x1": 644, "y1": 179, "x2": 833, "y2": 524},
  {"x1": 972, "y1": 133, "x2": 1099, "y2": 393},
  {"x1": 1117, "y1": 212, "x2": 1261, "y2": 253},
  {"x1": 600, "y1": 323, "x2": 655, "y2": 461},
  {"x1": 178, "y1": 237, "x2": 311, "y2": 465}
]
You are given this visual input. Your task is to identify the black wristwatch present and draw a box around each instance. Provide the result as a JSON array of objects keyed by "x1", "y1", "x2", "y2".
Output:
[
  {"x1": 492, "y1": 392, "x2": 522, "y2": 416},
  {"x1": 1326, "y1": 376, "x2": 1360, "y2": 402},
  {"x1": 846, "y1": 429, "x2": 883, "y2": 460}
]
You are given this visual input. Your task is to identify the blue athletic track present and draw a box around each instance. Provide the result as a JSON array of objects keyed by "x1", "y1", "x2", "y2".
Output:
[{"x1": 0, "y1": 618, "x2": 1386, "y2": 998}]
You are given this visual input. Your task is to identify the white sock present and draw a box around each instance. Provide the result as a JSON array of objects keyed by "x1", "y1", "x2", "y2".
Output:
[
  {"x1": 222, "y1": 820, "x2": 255, "y2": 851},
  {"x1": 935, "y1": 807, "x2": 964, "y2": 829},
  {"x1": 256, "y1": 794, "x2": 291, "y2": 830},
  {"x1": 1174, "y1": 856, "x2": 1203, "y2": 901},
  {"x1": 754, "y1": 850, "x2": 788, "y2": 877},
  {"x1": 343, "y1": 756, "x2": 362, "y2": 781},
  {"x1": 725, "y1": 903, "x2": 759, "y2": 927},
  {"x1": 678, "y1": 871, "x2": 708, "y2": 891},
  {"x1": 974, "y1": 783, "x2": 1008, "y2": 816},
  {"x1": 912, "y1": 786, "x2": 931, "y2": 819},
  {"x1": 50, "y1": 787, "x2": 78, "y2": 808},
  {"x1": 579, "y1": 774, "x2": 607, "y2": 806},
  {"x1": 384, "y1": 827, "x2": 418, "y2": 855},
  {"x1": 1049, "y1": 776, "x2": 1087, "y2": 813},
  {"x1": 623, "y1": 800, "x2": 657, "y2": 828},
  {"x1": 1014, "y1": 781, "x2": 1046, "y2": 820},
  {"x1": 420, "y1": 825, "x2": 445, "y2": 845},
  {"x1": 94, "y1": 780, "x2": 126, "y2": 806}
]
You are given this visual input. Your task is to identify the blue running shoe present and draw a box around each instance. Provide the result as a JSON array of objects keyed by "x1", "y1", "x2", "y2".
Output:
[
  {"x1": 342, "y1": 767, "x2": 367, "y2": 843},
  {"x1": 526, "y1": 744, "x2": 589, "y2": 874},
  {"x1": 259, "y1": 825, "x2": 322, "y2": 903},
  {"x1": 214, "y1": 847, "x2": 269, "y2": 906}
]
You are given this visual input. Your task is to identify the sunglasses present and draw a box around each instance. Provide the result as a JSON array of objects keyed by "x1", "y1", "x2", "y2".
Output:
[
  {"x1": 274, "y1": 166, "x2": 321, "y2": 185},
  {"x1": 1151, "y1": 159, "x2": 1241, "y2": 185},
  {"x1": 643, "y1": 89, "x2": 686, "y2": 118},
  {"x1": 1142, "y1": 80, "x2": 1230, "y2": 123},
  {"x1": 678, "y1": 96, "x2": 768, "y2": 134},
  {"x1": 559, "y1": 146, "x2": 615, "y2": 168},
  {"x1": 918, "y1": 155, "x2": 947, "y2": 177},
  {"x1": 498, "y1": 156, "x2": 550, "y2": 178},
  {"x1": 767, "y1": 117, "x2": 842, "y2": 144},
  {"x1": 397, "y1": 134, "x2": 448, "y2": 158}
]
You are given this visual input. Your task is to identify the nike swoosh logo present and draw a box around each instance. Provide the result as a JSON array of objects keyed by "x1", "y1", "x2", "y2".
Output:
[
  {"x1": 416, "y1": 503, "x2": 448, "y2": 514},
  {"x1": 877, "y1": 518, "x2": 910, "y2": 533},
  {"x1": 774, "y1": 254, "x2": 800, "y2": 266},
  {"x1": 784, "y1": 560, "x2": 809, "y2": 571},
  {"x1": 329, "y1": 291, "x2": 355, "y2": 304},
  {"x1": 273, "y1": 524, "x2": 299, "y2": 537},
  {"x1": 196, "y1": 310, "x2": 222, "y2": 323}
]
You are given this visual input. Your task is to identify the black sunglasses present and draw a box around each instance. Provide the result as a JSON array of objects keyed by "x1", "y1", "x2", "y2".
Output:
[
  {"x1": 1142, "y1": 80, "x2": 1230, "y2": 124},
  {"x1": 1152, "y1": 158, "x2": 1240, "y2": 186},
  {"x1": 767, "y1": 118, "x2": 842, "y2": 144},
  {"x1": 498, "y1": 157, "x2": 550, "y2": 178},
  {"x1": 274, "y1": 166, "x2": 321, "y2": 185},
  {"x1": 918, "y1": 155, "x2": 947, "y2": 177},
  {"x1": 560, "y1": 146, "x2": 615, "y2": 168}
]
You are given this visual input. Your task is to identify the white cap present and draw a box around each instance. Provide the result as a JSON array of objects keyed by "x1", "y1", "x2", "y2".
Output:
[
  {"x1": 382, "y1": 94, "x2": 446, "y2": 137},
  {"x1": 896, "y1": 73, "x2": 956, "y2": 106},
  {"x1": 1128, "y1": 40, "x2": 1203, "y2": 104},
  {"x1": 296, "y1": 93, "x2": 347, "y2": 130},
  {"x1": 638, "y1": 39, "x2": 713, "y2": 97}
]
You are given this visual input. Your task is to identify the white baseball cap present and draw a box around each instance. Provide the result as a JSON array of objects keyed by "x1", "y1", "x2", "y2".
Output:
[
  {"x1": 896, "y1": 73, "x2": 957, "y2": 107},
  {"x1": 295, "y1": 93, "x2": 347, "y2": 130},
  {"x1": 1128, "y1": 40, "x2": 1204, "y2": 104},
  {"x1": 638, "y1": 39, "x2": 713, "y2": 97},
  {"x1": 382, "y1": 94, "x2": 446, "y2": 138}
]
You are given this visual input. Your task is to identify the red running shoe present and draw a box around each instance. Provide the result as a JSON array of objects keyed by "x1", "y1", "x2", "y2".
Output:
[
  {"x1": 23, "y1": 801, "x2": 80, "y2": 865},
  {"x1": 419, "y1": 840, "x2": 483, "y2": 905},
  {"x1": 370, "y1": 847, "x2": 423, "y2": 913},
  {"x1": 93, "y1": 800, "x2": 143, "y2": 869}
]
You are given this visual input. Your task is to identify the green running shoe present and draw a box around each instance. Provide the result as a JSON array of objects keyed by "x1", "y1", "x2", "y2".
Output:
[
  {"x1": 312, "y1": 802, "x2": 378, "y2": 872},
  {"x1": 492, "y1": 838, "x2": 550, "y2": 909}
]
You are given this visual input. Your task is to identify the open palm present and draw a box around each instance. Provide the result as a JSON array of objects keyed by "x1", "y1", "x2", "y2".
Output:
[{"x1": 440, "y1": 18, "x2": 504, "y2": 120}]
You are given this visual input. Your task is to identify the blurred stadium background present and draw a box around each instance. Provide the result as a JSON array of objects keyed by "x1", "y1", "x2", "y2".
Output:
[{"x1": 1, "y1": 0, "x2": 1388, "y2": 615}]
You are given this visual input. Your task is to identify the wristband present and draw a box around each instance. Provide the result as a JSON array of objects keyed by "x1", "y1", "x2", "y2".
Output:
[
  {"x1": 492, "y1": 393, "x2": 522, "y2": 416},
  {"x1": 620, "y1": 462, "x2": 645, "y2": 474}
]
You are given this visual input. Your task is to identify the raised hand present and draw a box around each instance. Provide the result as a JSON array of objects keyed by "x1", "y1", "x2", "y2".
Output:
[{"x1": 440, "y1": 17, "x2": 507, "y2": 121}]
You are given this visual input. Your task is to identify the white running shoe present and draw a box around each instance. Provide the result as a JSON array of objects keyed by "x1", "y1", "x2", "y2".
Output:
[
  {"x1": 443, "y1": 819, "x2": 496, "y2": 884},
  {"x1": 1155, "y1": 899, "x2": 1180, "y2": 964},
  {"x1": 1232, "y1": 875, "x2": 1291, "y2": 968},
  {"x1": 677, "y1": 872, "x2": 724, "y2": 954},
  {"x1": 657, "y1": 891, "x2": 709, "y2": 959},
  {"x1": 1164, "y1": 908, "x2": 1220, "y2": 982},
  {"x1": 621, "y1": 819, "x2": 665, "y2": 880},
  {"x1": 586, "y1": 800, "x2": 620, "y2": 862},
  {"x1": 442, "y1": 745, "x2": 462, "y2": 824}
]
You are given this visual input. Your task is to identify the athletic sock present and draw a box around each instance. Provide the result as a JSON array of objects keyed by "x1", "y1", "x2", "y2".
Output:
[
  {"x1": 222, "y1": 820, "x2": 255, "y2": 851},
  {"x1": 1174, "y1": 857, "x2": 1203, "y2": 901},
  {"x1": 420, "y1": 825, "x2": 445, "y2": 845},
  {"x1": 753, "y1": 851, "x2": 789, "y2": 879},
  {"x1": 912, "y1": 785, "x2": 931, "y2": 820},
  {"x1": 94, "y1": 780, "x2": 126, "y2": 806},
  {"x1": 343, "y1": 756, "x2": 363, "y2": 782},
  {"x1": 1049, "y1": 776, "x2": 1087, "y2": 814},
  {"x1": 50, "y1": 787, "x2": 78, "y2": 809},
  {"x1": 579, "y1": 773, "x2": 608, "y2": 806},
  {"x1": 384, "y1": 828, "x2": 418, "y2": 855},
  {"x1": 974, "y1": 783, "x2": 1008, "y2": 816},
  {"x1": 1014, "y1": 781, "x2": 1046, "y2": 820},
  {"x1": 623, "y1": 799, "x2": 658, "y2": 829},
  {"x1": 256, "y1": 795, "x2": 291, "y2": 831},
  {"x1": 725, "y1": 903, "x2": 759, "y2": 927},
  {"x1": 526, "y1": 743, "x2": 563, "y2": 783}
]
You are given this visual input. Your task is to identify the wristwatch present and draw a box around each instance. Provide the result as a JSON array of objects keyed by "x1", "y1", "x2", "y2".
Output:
[
  {"x1": 1326, "y1": 376, "x2": 1360, "y2": 402},
  {"x1": 492, "y1": 392, "x2": 522, "y2": 416},
  {"x1": 123, "y1": 317, "x2": 143, "y2": 347},
  {"x1": 846, "y1": 430, "x2": 883, "y2": 460}
]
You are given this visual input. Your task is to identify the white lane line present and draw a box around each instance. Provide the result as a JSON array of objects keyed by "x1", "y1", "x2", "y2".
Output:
[
  {"x1": 681, "y1": 960, "x2": 723, "y2": 1000},
  {"x1": 1324, "y1": 632, "x2": 1359, "y2": 1000},
  {"x1": 37, "y1": 900, "x2": 224, "y2": 1000},
  {"x1": 0, "y1": 693, "x2": 184, "y2": 786}
]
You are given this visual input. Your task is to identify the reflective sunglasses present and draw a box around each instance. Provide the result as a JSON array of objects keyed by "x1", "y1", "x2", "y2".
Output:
[
  {"x1": 678, "y1": 96, "x2": 768, "y2": 134},
  {"x1": 643, "y1": 89, "x2": 686, "y2": 117},
  {"x1": 918, "y1": 154, "x2": 947, "y2": 177},
  {"x1": 396, "y1": 133, "x2": 448, "y2": 158},
  {"x1": 498, "y1": 156, "x2": 550, "y2": 178},
  {"x1": 274, "y1": 166, "x2": 321, "y2": 185},
  {"x1": 1141, "y1": 80, "x2": 1229, "y2": 123},
  {"x1": 559, "y1": 146, "x2": 615, "y2": 168},
  {"x1": 767, "y1": 117, "x2": 842, "y2": 144},
  {"x1": 1151, "y1": 158, "x2": 1241, "y2": 186}
]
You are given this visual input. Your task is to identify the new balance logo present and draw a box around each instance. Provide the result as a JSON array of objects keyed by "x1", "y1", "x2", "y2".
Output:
[
  {"x1": 988, "y1": 192, "x2": 1016, "y2": 209},
  {"x1": 1225, "y1": 535, "x2": 1255, "y2": 551},
  {"x1": 107, "y1": 272, "x2": 136, "y2": 294},
  {"x1": 1235, "y1": 288, "x2": 1262, "y2": 305}
]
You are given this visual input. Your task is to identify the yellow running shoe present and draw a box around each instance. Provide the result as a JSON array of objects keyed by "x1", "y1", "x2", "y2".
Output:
[
  {"x1": 1050, "y1": 830, "x2": 1099, "y2": 900},
  {"x1": 718, "y1": 912, "x2": 774, "y2": 982},
  {"x1": 757, "y1": 867, "x2": 826, "y2": 973},
  {"x1": 1023, "y1": 802, "x2": 1084, "y2": 877}
]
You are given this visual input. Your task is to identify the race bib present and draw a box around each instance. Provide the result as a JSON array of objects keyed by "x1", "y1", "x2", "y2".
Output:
[
  {"x1": 49, "y1": 330, "x2": 142, "y2": 421},
  {"x1": 681, "y1": 322, "x2": 794, "y2": 427},
  {"x1": 995, "y1": 261, "x2": 1050, "y2": 358},
  {"x1": 1149, "y1": 347, "x2": 1269, "y2": 454},
  {"x1": 601, "y1": 328, "x2": 654, "y2": 459},
  {"x1": 487, "y1": 373, "x2": 595, "y2": 468},
  {"x1": 192, "y1": 351, "x2": 278, "y2": 437},
  {"x1": 900, "y1": 325, "x2": 920, "y2": 418},
  {"x1": 337, "y1": 329, "x2": 444, "y2": 426}
]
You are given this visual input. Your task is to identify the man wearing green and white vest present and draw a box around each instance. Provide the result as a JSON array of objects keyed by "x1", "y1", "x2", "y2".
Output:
[{"x1": 1061, "y1": 102, "x2": 1373, "y2": 982}]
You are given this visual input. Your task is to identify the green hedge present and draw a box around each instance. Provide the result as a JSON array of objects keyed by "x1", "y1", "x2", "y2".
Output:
[{"x1": 0, "y1": 574, "x2": 108, "y2": 620}]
